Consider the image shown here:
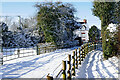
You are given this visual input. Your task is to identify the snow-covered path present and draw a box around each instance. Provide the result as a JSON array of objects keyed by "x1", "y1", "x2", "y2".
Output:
[
  {"x1": 0, "y1": 46, "x2": 119, "y2": 79},
  {"x1": 0, "y1": 46, "x2": 79, "y2": 79},
  {"x1": 75, "y1": 50, "x2": 119, "y2": 78}
]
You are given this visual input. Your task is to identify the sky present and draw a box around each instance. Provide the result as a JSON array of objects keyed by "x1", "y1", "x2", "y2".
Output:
[{"x1": 0, "y1": 1, "x2": 101, "y2": 29}]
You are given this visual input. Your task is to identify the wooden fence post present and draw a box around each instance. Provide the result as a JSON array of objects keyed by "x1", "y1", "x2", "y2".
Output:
[
  {"x1": 83, "y1": 47, "x2": 85, "y2": 59},
  {"x1": 44, "y1": 47, "x2": 46, "y2": 53},
  {"x1": 90, "y1": 43, "x2": 91, "y2": 52},
  {"x1": 78, "y1": 48, "x2": 81, "y2": 65},
  {"x1": 50, "y1": 48, "x2": 51, "y2": 52},
  {"x1": 1, "y1": 46, "x2": 3, "y2": 65},
  {"x1": 91, "y1": 43, "x2": 93, "y2": 50},
  {"x1": 47, "y1": 74, "x2": 53, "y2": 80},
  {"x1": 89, "y1": 43, "x2": 91, "y2": 52},
  {"x1": 72, "y1": 51, "x2": 75, "y2": 76},
  {"x1": 87, "y1": 43, "x2": 88, "y2": 53},
  {"x1": 93, "y1": 42, "x2": 94, "y2": 50},
  {"x1": 17, "y1": 49, "x2": 20, "y2": 58},
  {"x1": 92, "y1": 43, "x2": 93, "y2": 50},
  {"x1": 81, "y1": 47, "x2": 83, "y2": 61},
  {"x1": 36, "y1": 45, "x2": 39, "y2": 55},
  {"x1": 85, "y1": 46, "x2": 87, "y2": 57},
  {"x1": 75, "y1": 49, "x2": 78, "y2": 69},
  {"x1": 95, "y1": 43, "x2": 97, "y2": 50},
  {"x1": 62, "y1": 60, "x2": 66, "y2": 80},
  {"x1": 67, "y1": 54, "x2": 71, "y2": 80},
  {"x1": 96, "y1": 43, "x2": 98, "y2": 50},
  {"x1": 84, "y1": 47, "x2": 86, "y2": 58},
  {"x1": 84, "y1": 47, "x2": 86, "y2": 57},
  {"x1": 88, "y1": 43, "x2": 90, "y2": 52}
]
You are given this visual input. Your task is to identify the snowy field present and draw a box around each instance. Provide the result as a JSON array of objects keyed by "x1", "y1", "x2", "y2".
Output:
[
  {"x1": 75, "y1": 50, "x2": 119, "y2": 78},
  {"x1": 0, "y1": 46, "x2": 80, "y2": 78}
]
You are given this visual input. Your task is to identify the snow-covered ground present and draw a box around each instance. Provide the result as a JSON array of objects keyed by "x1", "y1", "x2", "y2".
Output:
[
  {"x1": 0, "y1": 46, "x2": 119, "y2": 79},
  {"x1": 0, "y1": 46, "x2": 79, "y2": 79},
  {"x1": 75, "y1": 50, "x2": 119, "y2": 78}
]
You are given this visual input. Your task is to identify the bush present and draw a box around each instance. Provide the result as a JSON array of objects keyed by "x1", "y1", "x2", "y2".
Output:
[
  {"x1": 103, "y1": 24, "x2": 119, "y2": 59},
  {"x1": 88, "y1": 25, "x2": 100, "y2": 42}
]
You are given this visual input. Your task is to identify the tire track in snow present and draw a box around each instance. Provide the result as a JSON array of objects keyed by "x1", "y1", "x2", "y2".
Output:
[
  {"x1": 95, "y1": 51, "x2": 105, "y2": 78},
  {"x1": 76, "y1": 51, "x2": 94, "y2": 78},
  {"x1": 86, "y1": 51, "x2": 97, "y2": 78},
  {"x1": 76, "y1": 50, "x2": 118, "y2": 78}
]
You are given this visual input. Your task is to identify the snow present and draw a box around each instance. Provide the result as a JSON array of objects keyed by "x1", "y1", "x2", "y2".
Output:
[
  {"x1": 107, "y1": 23, "x2": 117, "y2": 33},
  {"x1": 0, "y1": 46, "x2": 79, "y2": 78},
  {"x1": 1, "y1": 22, "x2": 41, "y2": 47},
  {"x1": 0, "y1": 46, "x2": 119, "y2": 79},
  {"x1": 106, "y1": 39, "x2": 109, "y2": 41},
  {"x1": 75, "y1": 50, "x2": 119, "y2": 78},
  {"x1": 74, "y1": 22, "x2": 82, "y2": 27}
]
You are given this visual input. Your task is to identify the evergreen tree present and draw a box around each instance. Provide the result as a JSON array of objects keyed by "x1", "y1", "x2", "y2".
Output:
[
  {"x1": 114, "y1": 1, "x2": 120, "y2": 23},
  {"x1": 88, "y1": 25, "x2": 100, "y2": 42},
  {"x1": 35, "y1": 2, "x2": 77, "y2": 46},
  {"x1": 92, "y1": 2, "x2": 115, "y2": 41},
  {"x1": 114, "y1": 1, "x2": 120, "y2": 55},
  {"x1": 92, "y1": 1, "x2": 115, "y2": 58}
]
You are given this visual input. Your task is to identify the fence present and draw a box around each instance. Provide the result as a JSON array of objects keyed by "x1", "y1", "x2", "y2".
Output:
[
  {"x1": 0, "y1": 47, "x2": 3, "y2": 66},
  {"x1": 47, "y1": 42, "x2": 102, "y2": 80},
  {"x1": 37, "y1": 43, "x2": 56, "y2": 55},
  {"x1": 0, "y1": 43, "x2": 57, "y2": 65},
  {"x1": 2, "y1": 46, "x2": 37, "y2": 63},
  {"x1": 0, "y1": 30, "x2": 3, "y2": 65}
]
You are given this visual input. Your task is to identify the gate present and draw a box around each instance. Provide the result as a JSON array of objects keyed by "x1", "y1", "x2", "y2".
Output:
[{"x1": 2, "y1": 46, "x2": 37, "y2": 63}]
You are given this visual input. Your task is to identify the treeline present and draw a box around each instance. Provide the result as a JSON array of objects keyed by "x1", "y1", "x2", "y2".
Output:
[{"x1": 1, "y1": 2, "x2": 81, "y2": 48}]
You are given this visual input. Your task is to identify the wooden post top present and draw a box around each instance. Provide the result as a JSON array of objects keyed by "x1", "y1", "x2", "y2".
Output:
[
  {"x1": 73, "y1": 51, "x2": 75, "y2": 56},
  {"x1": 62, "y1": 60, "x2": 66, "y2": 70}
]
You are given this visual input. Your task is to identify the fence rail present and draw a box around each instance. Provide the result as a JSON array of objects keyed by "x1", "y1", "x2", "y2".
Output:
[
  {"x1": 2, "y1": 46, "x2": 37, "y2": 63},
  {"x1": 47, "y1": 42, "x2": 102, "y2": 80},
  {"x1": 37, "y1": 43, "x2": 56, "y2": 55},
  {"x1": 0, "y1": 43, "x2": 57, "y2": 65},
  {"x1": 0, "y1": 42, "x2": 102, "y2": 79}
]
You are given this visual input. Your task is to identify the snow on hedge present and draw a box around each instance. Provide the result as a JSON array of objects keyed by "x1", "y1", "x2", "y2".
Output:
[
  {"x1": 106, "y1": 23, "x2": 118, "y2": 41},
  {"x1": 107, "y1": 23, "x2": 117, "y2": 33}
]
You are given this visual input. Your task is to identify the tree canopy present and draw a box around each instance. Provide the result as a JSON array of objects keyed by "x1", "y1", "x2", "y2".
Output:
[
  {"x1": 92, "y1": 2, "x2": 115, "y2": 27},
  {"x1": 92, "y1": 1, "x2": 120, "y2": 58},
  {"x1": 88, "y1": 25, "x2": 100, "y2": 42},
  {"x1": 35, "y1": 2, "x2": 78, "y2": 46}
]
